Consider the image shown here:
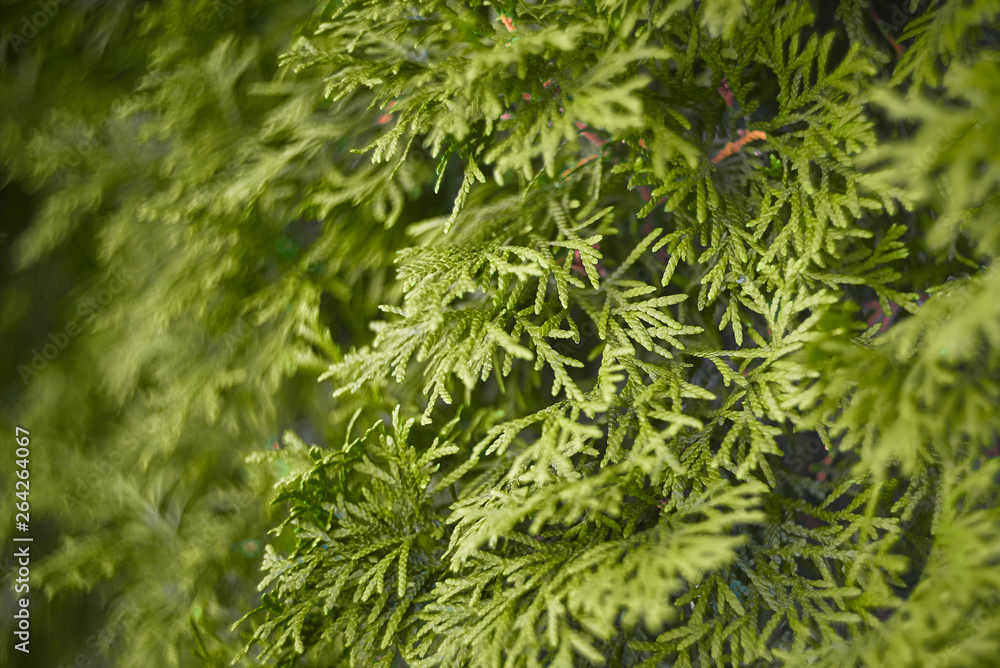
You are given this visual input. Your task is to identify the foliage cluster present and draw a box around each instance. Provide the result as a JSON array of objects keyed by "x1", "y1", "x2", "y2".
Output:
[{"x1": 1, "y1": 1, "x2": 998, "y2": 667}]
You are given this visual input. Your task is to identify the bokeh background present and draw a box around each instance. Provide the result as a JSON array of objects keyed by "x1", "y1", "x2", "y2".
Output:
[{"x1": 0, "y1": 2, "x2": 415, "y2": 665}]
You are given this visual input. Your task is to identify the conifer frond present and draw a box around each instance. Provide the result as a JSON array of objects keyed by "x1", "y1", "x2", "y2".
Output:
[{"x1": 5, "y1": 0, "x2": 997, "y2": 666}]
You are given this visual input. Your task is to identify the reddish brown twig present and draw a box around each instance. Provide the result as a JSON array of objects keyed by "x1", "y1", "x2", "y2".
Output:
[{"x1": 711, "y1": 130, "x2": 766, "y2": 163}]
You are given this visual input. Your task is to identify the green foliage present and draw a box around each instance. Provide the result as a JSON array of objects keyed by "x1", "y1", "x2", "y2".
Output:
[
  {"x1": 2, "y1": 1, "x2": 403, "y2": 665},
  {"x1": 2, "y1": 0, "x2": 998, "y2": 667},
  {"x1": 244, "y1": 1, "x2": 999, "y2": 666}
]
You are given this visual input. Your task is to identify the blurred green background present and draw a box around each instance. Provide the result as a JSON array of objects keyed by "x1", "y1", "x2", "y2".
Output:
[{"x1": 0, "y1": 1, "x2": 417, "y2": 665}]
